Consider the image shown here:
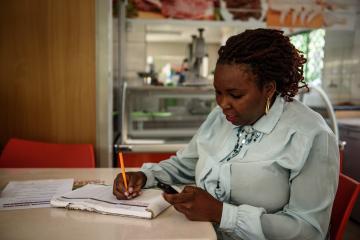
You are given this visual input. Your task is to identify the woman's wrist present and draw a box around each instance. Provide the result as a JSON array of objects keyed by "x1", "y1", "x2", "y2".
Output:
[
  {"x1": 211, "y1": 201, "x2": 223, "y2": 224},
  {"x1": 138, "y1": 171, "x2": 147, "y2": 188}
]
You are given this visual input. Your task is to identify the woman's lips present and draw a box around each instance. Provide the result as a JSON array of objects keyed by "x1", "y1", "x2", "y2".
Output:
[{"x1": 225, "y1": 114, "x2": 238, "y2": 123}]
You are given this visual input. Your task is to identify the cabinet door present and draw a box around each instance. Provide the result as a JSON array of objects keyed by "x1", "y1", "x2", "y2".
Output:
[
  {"x1": 0, "y1": 1, "x2": 96, "y2": 149},
  {"x1": 120, "y1": 152, "x2": 175, "y2": 167}
]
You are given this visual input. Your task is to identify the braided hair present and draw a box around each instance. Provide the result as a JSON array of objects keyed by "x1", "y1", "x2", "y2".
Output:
[{"x1": 217, "y1": 28, "x2": 307, "y2": 101}]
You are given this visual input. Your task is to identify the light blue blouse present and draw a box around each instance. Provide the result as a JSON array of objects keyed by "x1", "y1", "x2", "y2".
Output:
[{"x1": 141, "y1": 95, "x2": 339, "y2": 240}]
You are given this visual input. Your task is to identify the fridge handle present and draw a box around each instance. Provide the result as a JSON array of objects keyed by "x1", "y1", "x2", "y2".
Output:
[{"x1": 114, "y1": 145, "x2": 133, "y2": 153}]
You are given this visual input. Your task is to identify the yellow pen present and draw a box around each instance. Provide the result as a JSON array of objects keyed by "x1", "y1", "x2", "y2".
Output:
[{"x1": 118, "y1": 151, "x2": 128, "y2": 192}]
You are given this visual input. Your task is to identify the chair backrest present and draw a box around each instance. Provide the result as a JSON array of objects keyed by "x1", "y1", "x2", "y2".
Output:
[
  {"x1": 330, "y1": 173, "x2": 360, "y2": 240},
  {"x1": 0, "y1": 138, "x2": 95, "y2": 168}
]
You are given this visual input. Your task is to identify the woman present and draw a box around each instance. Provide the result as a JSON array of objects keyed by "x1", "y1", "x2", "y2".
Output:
[{"x1": 113, "y1": 28, "x2": 339, "y2": 240}]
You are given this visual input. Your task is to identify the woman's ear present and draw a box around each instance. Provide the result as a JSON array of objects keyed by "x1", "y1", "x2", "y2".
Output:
[{"x1": 264, "y1": 80, "x2": 276, "y2": 98}]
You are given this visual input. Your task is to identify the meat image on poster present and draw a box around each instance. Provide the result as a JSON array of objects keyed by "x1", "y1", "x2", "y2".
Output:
[
  {"x1": 267, "y1": 0, "x2": 356, "y2": 30},
  {"x1": 128, "y1": 0, "x2": 215, "y2": 20},
  {"x1": 221, "y1": 0, "x2": 264, "y2": 21}
]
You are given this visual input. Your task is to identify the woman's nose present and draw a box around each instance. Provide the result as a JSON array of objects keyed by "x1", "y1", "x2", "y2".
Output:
[{"x1": 218, "y1": 96, "x2": 231, "y2": 109}]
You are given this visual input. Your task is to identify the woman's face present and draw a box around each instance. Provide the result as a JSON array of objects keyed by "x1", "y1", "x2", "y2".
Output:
[{"x1": 213, "y1": 64, "x2": 272, "y2": 126}]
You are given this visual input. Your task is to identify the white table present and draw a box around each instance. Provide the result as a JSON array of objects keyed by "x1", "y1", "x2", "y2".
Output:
[{"x1": 0, "y1": 168, "x2": 216, "y2": 240}]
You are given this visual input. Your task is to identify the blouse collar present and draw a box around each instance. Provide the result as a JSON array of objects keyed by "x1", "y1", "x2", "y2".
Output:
[{"x1": 252, "y1": 95, "x2": 284, "y2": 134}]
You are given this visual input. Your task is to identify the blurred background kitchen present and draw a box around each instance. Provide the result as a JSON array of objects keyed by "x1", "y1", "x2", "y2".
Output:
[{"x1": 1, "y1": 0, "x2": 360, "y2": 237}]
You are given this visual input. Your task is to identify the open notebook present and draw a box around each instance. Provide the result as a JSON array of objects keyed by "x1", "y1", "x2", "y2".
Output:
[{"x1": 50, "y1": 184, "x2": 171, "y2": 219}]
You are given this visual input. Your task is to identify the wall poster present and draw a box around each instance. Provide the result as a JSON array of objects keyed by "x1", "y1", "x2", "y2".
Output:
[{"x1": 126, "y1": 0, "x2": 358, "y2": 30}]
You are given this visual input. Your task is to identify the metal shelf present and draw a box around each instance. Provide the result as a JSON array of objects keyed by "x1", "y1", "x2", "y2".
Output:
[{"x1": 131, "y1": 115, "x2": 207, "y2": 122}]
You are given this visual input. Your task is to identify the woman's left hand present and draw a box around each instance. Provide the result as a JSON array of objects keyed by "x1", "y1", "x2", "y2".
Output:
[{"x1": 163, "y1": 186, "x2": 223, "y2": 224}]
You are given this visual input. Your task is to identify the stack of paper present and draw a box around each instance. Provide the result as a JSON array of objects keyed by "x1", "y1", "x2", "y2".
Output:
[{"x1": 0, "y1": 179, "x2": 74, "y2": 210}]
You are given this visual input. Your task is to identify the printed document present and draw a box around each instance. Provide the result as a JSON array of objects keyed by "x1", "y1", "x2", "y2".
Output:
[{"x1": 0, "y1": 179, "x2": 74, "y2": 210}]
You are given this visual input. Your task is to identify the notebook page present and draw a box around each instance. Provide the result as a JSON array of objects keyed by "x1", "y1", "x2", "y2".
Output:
[{"x1": 52, "y1": 184, "x2": 170, "y2": 218}]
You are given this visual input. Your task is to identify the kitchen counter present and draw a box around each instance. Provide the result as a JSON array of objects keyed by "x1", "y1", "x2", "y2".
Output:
[
  {"x1": 334, "y1": 105, "x2": 360, "y2": 111},
  {"x1": 338, "y1": 118, "x2": 360, "y2": 127}
]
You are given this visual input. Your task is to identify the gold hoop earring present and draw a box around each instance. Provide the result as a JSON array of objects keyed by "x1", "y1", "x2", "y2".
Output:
[{"x1": 265, "y1": 97, "x2": 270, "y2": 115}]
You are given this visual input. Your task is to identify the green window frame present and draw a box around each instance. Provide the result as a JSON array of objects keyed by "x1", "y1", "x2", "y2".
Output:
[{"x1": 290, "y1": 29, "x2": 326, "y2": 83}]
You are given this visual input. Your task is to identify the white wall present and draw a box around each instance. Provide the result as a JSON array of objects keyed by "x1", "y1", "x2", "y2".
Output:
[{"x1": 322, "y1": 15, "x2": 360, "y2": 105}]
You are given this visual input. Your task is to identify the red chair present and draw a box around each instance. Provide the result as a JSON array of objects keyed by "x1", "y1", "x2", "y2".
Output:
[
  {"x1": 330, "y1": 173, "x2": 360, "y2": 240},
  {"x1": 0, "y1": 138, "x2": 95, "y2": 168}
]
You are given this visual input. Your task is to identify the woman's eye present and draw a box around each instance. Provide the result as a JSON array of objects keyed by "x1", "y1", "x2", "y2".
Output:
[{"x1": 230, "y1": 94, "x2": 243, "y2": 99}]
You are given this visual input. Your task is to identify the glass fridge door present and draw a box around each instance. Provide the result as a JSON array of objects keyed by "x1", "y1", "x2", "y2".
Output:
[{"x1": 121, "y1": 83, "x2": 216, "y2": 146}]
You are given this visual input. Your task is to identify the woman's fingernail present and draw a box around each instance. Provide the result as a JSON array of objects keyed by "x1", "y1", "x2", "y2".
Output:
[
  {"x1": 128, "y1": 187, "x2": 133, "y2": 193},
  {"x1": 124, "y1": 192, "x2": 129, "y2": 196}
]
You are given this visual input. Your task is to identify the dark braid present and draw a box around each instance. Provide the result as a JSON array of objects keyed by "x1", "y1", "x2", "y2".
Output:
[{"x1": 217, "y1": 28, "x2": 307, "y2": 101}]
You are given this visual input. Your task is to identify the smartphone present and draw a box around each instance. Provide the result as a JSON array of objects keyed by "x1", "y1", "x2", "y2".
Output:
[{"x1": 156, "y1": 179, "x2": 178, "y2": 194}]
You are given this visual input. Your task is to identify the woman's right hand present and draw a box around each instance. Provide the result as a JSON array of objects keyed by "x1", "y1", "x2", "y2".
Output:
[{"x1": 113, "y1": 171, "x2": 147, "y2": 200}]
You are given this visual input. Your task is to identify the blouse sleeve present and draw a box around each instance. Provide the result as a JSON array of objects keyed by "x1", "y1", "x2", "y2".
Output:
[
  {"x1": 140, "y1": 131, "x2": 200, "y2": 188},
  {"x1": 219, "y1": 129, "x2": 339, "y2": 240}
]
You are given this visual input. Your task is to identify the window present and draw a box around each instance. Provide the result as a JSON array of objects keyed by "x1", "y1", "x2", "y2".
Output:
[{"x1": 290, "y1": 29, "x2": 325, "y2": 83}]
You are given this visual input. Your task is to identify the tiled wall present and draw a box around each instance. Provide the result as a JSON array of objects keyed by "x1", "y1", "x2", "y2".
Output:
[
  {"x1": 322, "y1": 15, "x2": 360, "y2": 105},
  {"x1": 147, "y1": 42, "x2": 220, "y2": 74},
  {"x1": 125, "y1": 23, "x2": 147, "y2": 81},
  {"x1": 113, "y1": 20, "x2": 148, "y2": 83}
]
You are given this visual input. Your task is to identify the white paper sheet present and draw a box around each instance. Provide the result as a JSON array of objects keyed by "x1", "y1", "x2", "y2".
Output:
[{"x1": 0, "y1": 179, "x2": 74, "y2": 210}]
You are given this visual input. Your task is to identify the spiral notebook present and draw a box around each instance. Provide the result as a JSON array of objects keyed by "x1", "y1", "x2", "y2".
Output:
[{"x1": 50, "y1": 184, "x2": 170, "y2": 219}]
